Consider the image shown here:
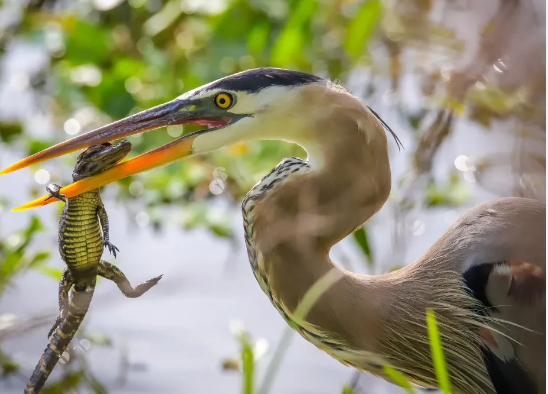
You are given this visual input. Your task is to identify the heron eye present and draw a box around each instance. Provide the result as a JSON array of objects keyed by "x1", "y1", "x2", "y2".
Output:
[{"x1": 214, "y1": 93, "x2": 233, "y2": 109}]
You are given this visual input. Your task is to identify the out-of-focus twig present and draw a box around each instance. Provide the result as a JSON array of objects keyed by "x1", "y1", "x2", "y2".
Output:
[
  {"x1": 413, "y1": 110, "x2": 453, "y2": 174},
  {"x1": 448, "y1": 0, "x2": 545, "y2": 99},
  {"x1": 0, "y1": 313, "x2": 55, "y2": 341}
]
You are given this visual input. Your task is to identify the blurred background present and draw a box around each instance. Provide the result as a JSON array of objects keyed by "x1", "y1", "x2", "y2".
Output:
[{"x1": 0, "y1": 0, "x2": 545, "y2": 393}]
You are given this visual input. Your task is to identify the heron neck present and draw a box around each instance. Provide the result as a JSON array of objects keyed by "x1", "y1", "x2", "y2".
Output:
[{"x1": 249, "y1": 101, "x2": 393, "y2": 307}]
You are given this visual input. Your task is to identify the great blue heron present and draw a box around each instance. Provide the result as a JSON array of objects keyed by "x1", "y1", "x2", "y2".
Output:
[{"x1": 2, "y1": 68, "x2": 545, "y2": 394}]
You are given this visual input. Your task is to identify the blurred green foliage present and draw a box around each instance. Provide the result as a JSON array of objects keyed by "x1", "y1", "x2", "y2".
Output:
[
  {"x1": 0, "y1": 122, "x2": 23, "y2": 144},
  {"x1": 426, "y1": 171, "x2": 470, "y2": 207},
  {"x1": 0, "y1": 211, "x2": 49, "y2": 383},
  {"x1": 0, "y1": 214, "x2": 50, "y2": 297}
]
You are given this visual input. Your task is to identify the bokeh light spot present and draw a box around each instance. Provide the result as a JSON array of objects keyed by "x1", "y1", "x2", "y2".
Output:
[
  {"x1": 35, "y1": 169, "x2": 51, "y2": 185},
  {"x1": 136, "y1": 211, "x2": 150, "y2": 227},
  {"x1": 64, "y1": 119, "x2": 81, "y2": 135},
  {"x1": 209, "y1": 180, "x2": 225, "y2": 195},
  {"x1": 129, "y1": 181, "x2": 144, "y2": 197},
  {"x1": 454, "y1": 155, "x2": 470, "y2": 171},
  {"x1": 167, "y1": 125, "x2": 183, "y2": 138}
]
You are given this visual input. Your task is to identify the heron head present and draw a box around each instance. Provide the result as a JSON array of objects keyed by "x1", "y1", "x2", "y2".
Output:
[{"x1": 1, "y1": 68, "x2": 399, "y2": 210}]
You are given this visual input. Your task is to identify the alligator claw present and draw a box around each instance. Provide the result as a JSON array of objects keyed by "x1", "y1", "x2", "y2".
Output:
[
  {"x1": 104, "y1": 241, "x2": 119, "y2": 258},
  {"x1": 45, "y1": 183, "x2": 67, "y2": 202}
]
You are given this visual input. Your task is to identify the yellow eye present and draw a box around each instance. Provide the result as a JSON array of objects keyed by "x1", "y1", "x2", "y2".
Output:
[{"x1": 214, "y1": 93, "x2": 233, "y2": 109}]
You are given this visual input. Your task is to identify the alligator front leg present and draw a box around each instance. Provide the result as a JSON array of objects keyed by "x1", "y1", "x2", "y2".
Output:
[
  {"x1": 45, "y1": 183, "x2": 67, "y2": 202},
  {"x1": 98, "y1": 261, "x2": 162, "y2": 298},
  {"x1": 97, "y1": 202, "x2": 119, "y2": 257}
]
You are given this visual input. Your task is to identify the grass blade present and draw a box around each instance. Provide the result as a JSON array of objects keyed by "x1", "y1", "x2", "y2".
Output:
[
  {"x1": 426, "y1": 309, "x2": 452, "y2": 393},
  {"x1": 352, "y1": 225, "x2": 373, "y2": 266},
  {"x1": 241, "y1": 339, "x2": 255, "y2": 394},
  {"x1": 258, "y1": 269, "x2": 343, "y2": 394},
  {"x1": 383, "y1": 365, "x2": 418, "y2": 394}
]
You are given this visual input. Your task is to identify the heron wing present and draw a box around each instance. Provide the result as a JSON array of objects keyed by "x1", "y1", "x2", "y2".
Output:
[{"x1": 464, "y1": 261, "x2": 545, "y2": 393}]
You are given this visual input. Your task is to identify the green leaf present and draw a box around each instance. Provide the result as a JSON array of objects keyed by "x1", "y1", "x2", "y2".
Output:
[
  {"x1": 27, "y1": 139, "x2": 55, "y2": 156},
  {"x1": 0, "y1": 122, "x2": 23, "y2": 143},
  {"x1": 0, "y1": 216, "x2": 47, "y2": 284},
  {"x1": 89, "y1": 75, "x2": 135, "y2": 119},
  {"x1": 1, "y1": 360, "x2": 19, "y2": 376},
  {"x1": 64, "y1": 20, "x2": 111, "y2": 65},
  {"x1": 208, "y1": 223, "x2": 233, "y2": 238},
  {"x1": 86, "y1": 374, "x2": 109, "y2": 394},
  {"x1": 247, "y1": 21, "x2": 270, "y2": 56},
  {"x1": 34, "y1": 264, "x2": 63, "y2": 281},
  {"x1": 352, "y1": 225, "x2": 373, "y2": 266},
  {"x1": 426, "y1": 309, "x2": 452, "y2": 394},
  {"x1": 271, "y1": 29, "x2": 303, "y2": 67},
  {"x1": 30, "y1": 251, "x2": 51, "y2": 266},
  {"x1": 425, "y1": 175, "x2": 470, "y2": 207},
  {"x1": 86, "y1": 331, "x2": 113, "y2": 347},
  {"x1": 20, "y1": 216, "x2": 45, "y2": 251},
  {"x1": 27, "y1": 215, "x2": 44, "y2": 233},
  {"x1": 0, "y1": 253, "x2": 22, "y2": 279},
  {"x1": 42, "y1": 371, "x2": 85, "y2": 394},
  {"x1": 344, "y1": 0, "x2": 382, "y2": 62},
  {"x1": 383, "y1": 365, "x2": 418, "y2": 394},
  {"x1": 341, "y1": 385, "x2": 357, "y2": 394},
  {"x1": 270, "y1": 0, "x2": 316, "y2": 67},
  {"x1": 112, "y1": 58, "x2": 146, "y2": 79},
  {"x1": 0, "y1": 350, "x2": 20, "y2": 377}
]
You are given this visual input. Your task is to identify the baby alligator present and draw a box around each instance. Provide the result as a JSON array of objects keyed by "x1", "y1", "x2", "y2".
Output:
[{"x1": 24, "y1": 140, "x2": 162, "y2": 393}]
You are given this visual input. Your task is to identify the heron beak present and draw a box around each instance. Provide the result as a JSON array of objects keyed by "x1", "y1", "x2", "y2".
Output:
[{"x1": 6, "y1": 99, "x2": 240, "y2": 211}]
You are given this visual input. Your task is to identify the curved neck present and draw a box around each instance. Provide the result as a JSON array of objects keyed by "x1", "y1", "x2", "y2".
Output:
[
  {"x1": 290, "y1": 100, "x2": 393, "y2": 248},
  {"x1": 249, "y1": 97, "x2": 393, "y2": 314}
]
